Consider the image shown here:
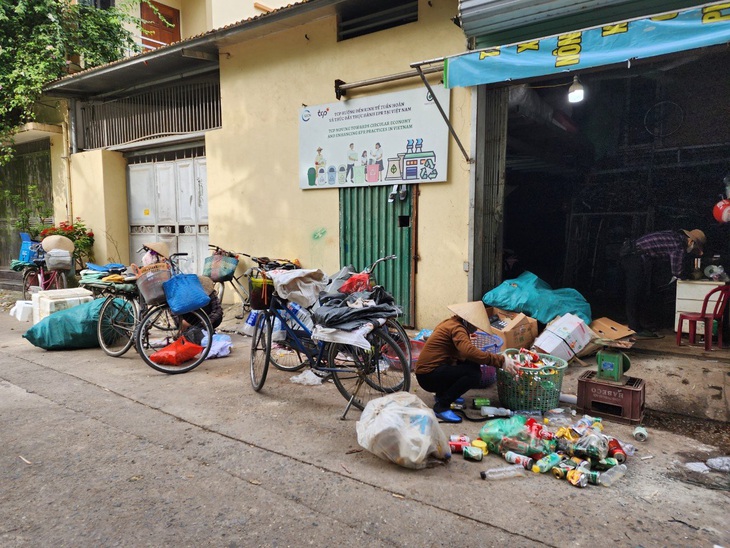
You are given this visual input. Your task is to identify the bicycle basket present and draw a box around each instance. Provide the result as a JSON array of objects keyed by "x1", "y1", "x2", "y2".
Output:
[
  {"x1": 497, "y1": 349, "x2": 568, "y2": 412},
  {"x1": 136, "y1": 269, "x2": 172, "y2": 306},
  {"x1": 45, "y1": 249, "x2": 73, "y2": 271},
  {"x1": 249, "y1": 275, "x2": 275, "y2": 309},
  {"x1": 203, "y1": 253, "x2": 239, "y2": 282}
]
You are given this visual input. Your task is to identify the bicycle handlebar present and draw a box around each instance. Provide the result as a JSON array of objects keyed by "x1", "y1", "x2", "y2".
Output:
[
  {"x1": 363, "y1": 255, "x2": 397, "y2": 274},
  {"x1": 208, "y1": 244, "x2": 251, "y2": 259}
]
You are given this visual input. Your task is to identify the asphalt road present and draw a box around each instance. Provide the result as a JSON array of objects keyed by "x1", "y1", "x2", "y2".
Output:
[{"x1": 1, "y1": 304, "x2": 728, "y2": 547}]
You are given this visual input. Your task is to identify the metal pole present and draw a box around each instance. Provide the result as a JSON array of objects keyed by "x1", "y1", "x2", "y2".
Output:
[{"x1": 413, "y1": 66, "x2": 471, "y2": 163}]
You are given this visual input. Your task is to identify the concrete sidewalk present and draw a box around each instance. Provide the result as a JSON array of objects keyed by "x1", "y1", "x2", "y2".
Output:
[{"x1": 1, "y1": 292, "x2": 728, "y2": 546}]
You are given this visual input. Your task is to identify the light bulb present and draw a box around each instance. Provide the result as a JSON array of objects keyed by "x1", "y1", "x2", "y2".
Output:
[{"x1": 568, "y1": 75, "x2": 584, "y2": 103}]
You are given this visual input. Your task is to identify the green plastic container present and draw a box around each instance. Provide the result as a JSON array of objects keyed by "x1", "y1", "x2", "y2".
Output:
[{"x1": 497, "y1": 349, "x2": 568, "y2": 412}]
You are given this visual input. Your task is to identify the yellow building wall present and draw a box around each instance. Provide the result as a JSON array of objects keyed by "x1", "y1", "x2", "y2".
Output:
[
  {"x1": 49, "y1": 133, "x2": 69, "y2": 224},
  {"x1": 180, "y1": 0, "x2": 210, "y2": 37},
  {"x1": 69, "y1": 150, "x2": 130, "y2": 265},
  {"x1": 210, "y1": 0, "x2": 472, "y2": 329}
]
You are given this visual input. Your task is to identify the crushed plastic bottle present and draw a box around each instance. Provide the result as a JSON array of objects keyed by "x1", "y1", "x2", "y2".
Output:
[
  {"x1": 616, "y1": 439, "x2": 637, "y2": 457},
  {"x1": 480, "y1": 465, "x2": 529, "y2": 480},
  {"x1": 480, "y1": 406, "x2": 513, "y2": 418},
  {"x1": 598, "y1": 463, "x2": 628, "y2": 487}
]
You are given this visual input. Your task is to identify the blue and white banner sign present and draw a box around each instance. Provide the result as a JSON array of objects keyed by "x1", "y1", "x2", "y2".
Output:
[
  {"x1": 445, "y1": 2, "x2": 730, "y2": 88},
  {"x1": 299, "y1": 85, "x2": 450, "y2": 189}
]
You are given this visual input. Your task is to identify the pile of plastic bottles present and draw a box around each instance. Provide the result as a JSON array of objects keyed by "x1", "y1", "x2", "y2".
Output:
[{"x1": 478, "y1": 412, "x2": 634, "y2": 487}]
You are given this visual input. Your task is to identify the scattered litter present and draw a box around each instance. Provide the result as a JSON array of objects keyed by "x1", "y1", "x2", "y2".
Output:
[
  {"x1": 18, "y1": 455, "x2": 31, "y2": 465},
  {"x1": 706, "y1": 456, "x2": 730, "y2": 473},
  {"x1": 340, "y1": 463, "x2": 351, "y2": 474},
  {"x1": 290, "y1": 370, "x2": 324, "y2": 386},
  {"x1": 249, "y1": 479, "x2": 262, "y2": 485},
  {"x1": 685, "y1": 462, "x2": 710, "y2": 473},
  {"x1": 640, "y1": 455, "x2": 654, "y2": 460},
  {"x1": 392, "y1": 493, "x2": 405, "y2": 499},
  {"x1": 413, "y1": 329, "x2": 432, "y2": 341}
]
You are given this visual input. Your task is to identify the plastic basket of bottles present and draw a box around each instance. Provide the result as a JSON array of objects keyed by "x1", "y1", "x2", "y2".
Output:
[{"x1": 497, "y1": 348, "x2": 568, "y2": 412}]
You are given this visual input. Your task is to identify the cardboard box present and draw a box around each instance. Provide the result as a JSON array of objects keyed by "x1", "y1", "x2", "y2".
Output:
[
  {"x1": 32, "y1": 288, "x2": 93, "y2": 324},
  {"x1": 579, "y1": 317, "x2": 635, "y2": 358},
  {"x1": 484, "y1": 307, "x2": 538, "y2": 351},
  {"x1": 534, "y1": 313, "x2": 595, "y2": 362}
]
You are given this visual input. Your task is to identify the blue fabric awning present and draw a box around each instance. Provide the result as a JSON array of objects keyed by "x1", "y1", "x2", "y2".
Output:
[{"x1": 444, "y1": 2, "x2": 730, "y2": 88}]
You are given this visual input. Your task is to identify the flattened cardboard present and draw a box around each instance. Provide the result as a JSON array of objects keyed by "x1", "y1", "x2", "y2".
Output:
[{"x1": 580, "y1": 317, "x2": 635, "y2": 357}]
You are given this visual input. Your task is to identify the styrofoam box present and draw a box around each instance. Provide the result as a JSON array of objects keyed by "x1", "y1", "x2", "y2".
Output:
[
  {"x1": 10, "y1": 300, "x2": 33, "y2": 322},
  {"x1": 32, "y1": 288, "x2": 94, "y2": 325}
]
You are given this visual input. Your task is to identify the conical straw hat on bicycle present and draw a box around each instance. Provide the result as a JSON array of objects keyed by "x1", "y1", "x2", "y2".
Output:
[{"x1": 41, "y1": 235, "x2": 74, "y2": 253}]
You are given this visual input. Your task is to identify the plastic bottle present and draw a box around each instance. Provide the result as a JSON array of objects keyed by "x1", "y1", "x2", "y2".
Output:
[
  {"x1": 480, "y1": 406, "x2": 513, "y2": 418},
  {"x1": 531, "y1": 452, "x2": 564, "y2": 473},
  {"x1": 598, "y1": 463, "x2": 628, "y2": 487},
  {"x1": 241, "y1": 310, "x2": 259, "y2": 336},
  {"x1": 480, "y1": 465, "x2": 529, "y2": 480}
]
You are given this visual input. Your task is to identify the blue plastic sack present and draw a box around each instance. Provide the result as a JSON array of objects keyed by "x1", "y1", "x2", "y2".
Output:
[
  {"x1": 163, "y1": 274, "x2": 211, "y2": 315},
  {"x1": 23, "y1": 299, "x2": 105, "y2": 350},
  {"x1": 482, "y1": 271, "x2": 591, "y2": 325}
]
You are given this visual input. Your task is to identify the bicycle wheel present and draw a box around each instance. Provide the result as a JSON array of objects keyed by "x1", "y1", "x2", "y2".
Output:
[
  {"x1": 22, "y1": 268, "x2": 40, "y2": 300},
  {"x1": 135, "y1": 305, "x2": 213, "y2": 374},
  {"x1": 385, "y1": 318, "x2": 413, "y2": 367},
  {"x1": 97, "y1": 295, "x2": 139, "y2": 357},
  {"x1": 46, "y1": 269, "x2": 67, "y2": 290},
  {"x1": 250, "y1": 312, "x2": 272, "y2": 391},
  {"x1": 329, "y1": 326, "x2": 410, "y2": 411},
  {"x1": 270, "y1": 337, "x2": 308, "y2": 372}
]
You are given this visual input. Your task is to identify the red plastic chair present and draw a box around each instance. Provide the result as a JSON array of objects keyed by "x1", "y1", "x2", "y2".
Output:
[{"x1": 676, "y1": 285, "x2": 730, "y2": 351}]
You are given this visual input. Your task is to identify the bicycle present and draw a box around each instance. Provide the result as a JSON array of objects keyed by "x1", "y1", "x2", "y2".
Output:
[
  {"x1": 22, "y1": 244, "x2": 68, "y2": 299},
  {"x1": 249, "y1": 260, "x2": 410, "y2": 418},
  {"x1": 94, "y1": 280, "x2": 145, "y2": 358},
  {"x1": 205, "y1": 244, "x2": 253, "y2": 319},
  {"x1": 338, "y1": 254, "x2": 413, "y2": 368},
  {"x1": 133, "y1": 251, "x2": 214, "y2": 374}
]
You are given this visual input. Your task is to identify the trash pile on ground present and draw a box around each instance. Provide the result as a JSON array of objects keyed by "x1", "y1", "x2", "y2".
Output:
[{"x1": 450, "y1": 409, "x2": 636, "y2": 487}]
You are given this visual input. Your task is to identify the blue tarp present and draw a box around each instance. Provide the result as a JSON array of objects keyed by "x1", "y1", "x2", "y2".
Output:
[{"x1": 482, "y1": 271, "x2": 591, "y2": 325}]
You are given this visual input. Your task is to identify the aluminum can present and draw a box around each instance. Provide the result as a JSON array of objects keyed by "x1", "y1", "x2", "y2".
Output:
[
  {"x1": 633, "y1": 426, "x2": 649, "y2": 442},
  {"x1": 551, "y1": 460, "x2": 576, "y2": 480},
  {"x1": 586, "y1": 470, "x2": 601, "y2": 485},
  {"x1": 504, "y1": 451, "x2": 533, "y2": 469},
  {"x1": 566, "y1": 469, "x2": 589, "y2": 488},
  {"x1": 463, "y1": 446, "x2": 484, "y2": 461},
  {"x1": 607, "y1": 438, "x2": 627, "y2": 463}
]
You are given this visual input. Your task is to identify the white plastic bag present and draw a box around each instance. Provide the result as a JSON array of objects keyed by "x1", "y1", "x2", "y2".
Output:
[
  {"x1": 202, "y1": 333, "x2": 233, "y2": 359},
  {"x1": 356, "y1": 392, "x2": 451, "y2": 470}
]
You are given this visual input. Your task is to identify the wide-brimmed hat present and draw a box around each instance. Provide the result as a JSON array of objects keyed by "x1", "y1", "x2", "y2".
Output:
[
  {"x1": 143, "y1": 241, "x2": 170, "y2": 258},
  {"x1": 41, "y1": 234, "x2": 74, "y2": 253},
  {"x1": 446, "y1": 301, "x2": 492, "y2": 333},
  {"x1": 683, "y1": 229, "x2": 706, "y2": 252},
  {"x1": 197, "y1": 275, "x2": 215, "y2": 295}
]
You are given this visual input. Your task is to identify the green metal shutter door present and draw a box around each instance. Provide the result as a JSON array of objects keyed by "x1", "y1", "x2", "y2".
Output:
[{"x1": 339, "y1": 185, "x2": 414, "y2": 326}]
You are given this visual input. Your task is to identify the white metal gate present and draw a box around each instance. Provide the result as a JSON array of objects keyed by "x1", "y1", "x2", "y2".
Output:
[{"x1": 127, "y1": 157, "x2": 208, "y2": 273}]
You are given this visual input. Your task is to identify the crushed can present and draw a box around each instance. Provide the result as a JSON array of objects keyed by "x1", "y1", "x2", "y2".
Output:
[{"x1": 463, "y1": 446, "x2": 484, "y2": 461}]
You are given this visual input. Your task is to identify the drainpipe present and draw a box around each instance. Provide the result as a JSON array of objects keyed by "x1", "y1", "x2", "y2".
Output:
[{"x1": 65, "y1": 98, "x2": 78, "y2": 221}]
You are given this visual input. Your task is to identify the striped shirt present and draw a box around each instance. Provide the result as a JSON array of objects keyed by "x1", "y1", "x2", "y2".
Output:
[{"x1": 633, "y1": 230, "x2": 687, "y2": 278}]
